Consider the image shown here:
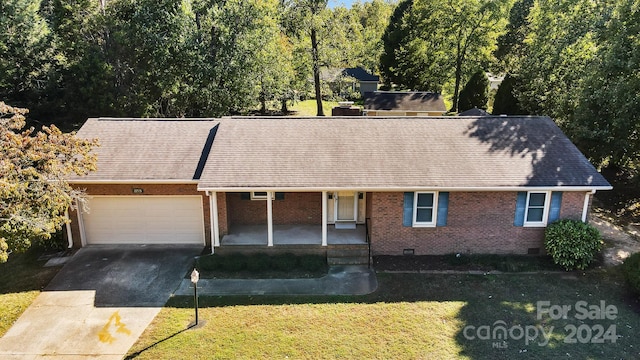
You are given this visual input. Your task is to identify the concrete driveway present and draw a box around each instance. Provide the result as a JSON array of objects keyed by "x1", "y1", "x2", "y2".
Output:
[{"x1": 0, "y1": 245, "x2": 202, "y2": 359}]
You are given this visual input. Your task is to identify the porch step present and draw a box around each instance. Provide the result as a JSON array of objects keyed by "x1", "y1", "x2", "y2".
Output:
[
  {"x1": 335, "y1": 221, "x2": 357, "y2": 229},
  {"x1": 327, "y1": 244, "x2": 370, "y2": 266}
]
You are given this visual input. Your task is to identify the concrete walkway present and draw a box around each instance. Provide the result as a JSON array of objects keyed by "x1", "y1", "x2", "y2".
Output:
[{"x1": 174, "y1": 265, "x2": 378, "y2": 296}]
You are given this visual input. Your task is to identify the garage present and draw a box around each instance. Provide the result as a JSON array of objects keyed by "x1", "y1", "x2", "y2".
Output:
[{"x1": 81, "y1": 196, "x2": 205, "y2": 245}]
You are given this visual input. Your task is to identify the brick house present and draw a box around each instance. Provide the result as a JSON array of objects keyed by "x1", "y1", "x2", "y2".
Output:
[{"x1": 67, "y1": 116, "x2": 610, "y2": 257}]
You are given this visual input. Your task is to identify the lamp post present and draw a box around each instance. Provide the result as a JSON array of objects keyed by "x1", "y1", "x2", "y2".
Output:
[{"x1": 190, "y1": 268, "x2": 199, "y2": 326}]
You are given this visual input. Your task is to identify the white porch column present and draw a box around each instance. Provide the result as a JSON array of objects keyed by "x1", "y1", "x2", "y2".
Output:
[
  {"x1": 322, "y1": 191, "x2": 328, "y2": 246},
  {"x1": 267, "y1": 191, "x2": 274, "y2": 246},
  {"x1": 64, "y1": 209, "x2": 73, "y2": 248},
  {"x1": 581, "y1": 192, "x2": 591, "y2": 222},
  {"x1": 76, "y1": 199, "x2": 87, "y2": 247},
  {"x1": 209, "y1": 191, "x2": 220, "y2": 253}
]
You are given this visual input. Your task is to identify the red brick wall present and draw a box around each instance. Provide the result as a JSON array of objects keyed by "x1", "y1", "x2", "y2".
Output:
[
  {"x1": 68, "y1": 183, "x2": 211, "y2": 247},
  {"x1": 370, "y1": 191, "x2": 589, "y2": 256},
  {"x1": 226, "y1": 192, "x2": 322, "y2": 226}
]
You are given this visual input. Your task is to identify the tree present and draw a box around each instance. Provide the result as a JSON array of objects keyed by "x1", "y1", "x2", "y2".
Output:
[
  {"x1": 492, "y1": 73, "x2": 522, "y2": 115},
  {"x1": 457, "y1": 70, "x2": 489, "y2": 111},
  {"x1": 493, "y1": 0, "x2": 534, "y2": 72},
  {"x1": 571, "y1": 0, "x2": 640, "y2": 167},
  {"x1": 379, "y1": 0, "x2": 510, "y2": 111},
  {"x1": 514, "y1": 0, "x2": 610, "y2": 123},
  {"x1": 0, "y1": 0, "x2": 58, "y2": 121},
  {"x1": 351, "y1": 0, "x2": 395, "y2": 74},
  {"x1": 0, "y1": 102, "x2": 97, "y2": 263}
]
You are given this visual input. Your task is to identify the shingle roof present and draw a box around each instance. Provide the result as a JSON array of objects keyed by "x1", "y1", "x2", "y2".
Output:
[
  {"x1": 364, "y1": 92, "x2": 447, "y2": 112},
  {"x1": 197, "y1": 116, "x2": 610, "y2": 190},
  {"x1": 72, "y1": 118, "x2": 220, "y2": 181},
  {"x1": 458, "y1": 107, "x2": 490, "y2": 116},
  {"x1": 343, "y1": 67, "x2": 379, "y2": 82}
]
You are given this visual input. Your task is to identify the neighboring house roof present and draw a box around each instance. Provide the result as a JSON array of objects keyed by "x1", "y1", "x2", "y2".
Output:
[
  {"x1": 343, "y1": 67, "x2": 379, "y2": 82},
  {"x1": 72, "y1": 118, "x2": 220, "y2": 182},
  {"x1": 458, "y1": 108, "x2": 490, "y2": 116},
  {"x1": 320, "y1": 67, "x2": 379, "y2": 82},
  {"x1": 197, "y1": 116, "x2": 610, "y2": 190},
  {"x1": 364, "y1": 92, "x2": 447, "y2": 112}
]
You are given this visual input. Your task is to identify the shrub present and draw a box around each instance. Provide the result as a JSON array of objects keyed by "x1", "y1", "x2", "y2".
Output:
[
  {"x1": 246, "y1": 253, "x2": 271, "y2": 271},
  {"x1": 622, "y1": 252, "x2": 640, "y2": 296},
  {"x1": 299, "y1": 254, "x2": 326, "y2": 272},
  {"x1": 271, "y1": 253, "x2": 298, "y2": 271},
  {"x1": 197, "y1": 254, "x2": 222, "y2": 271},
  {"x1": 544, "y1": 219, "x2": 602, "y2": 270},
  {"x1": 220, "y1": 253, "x2": 247, "y2": 271}
]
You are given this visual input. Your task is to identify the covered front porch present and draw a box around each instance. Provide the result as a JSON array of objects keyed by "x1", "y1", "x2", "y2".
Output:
[
  {"x1": 206, "y1": 190, "x2": 370, "y2": 251},
  {"x1": 221, "y1": 224, "x2": 367, "y2": 246}
]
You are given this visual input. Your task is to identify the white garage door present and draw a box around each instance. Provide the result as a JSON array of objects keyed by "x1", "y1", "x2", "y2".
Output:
[{"x1": 82, "y1": 196, "x2": 205, "y2": 245}]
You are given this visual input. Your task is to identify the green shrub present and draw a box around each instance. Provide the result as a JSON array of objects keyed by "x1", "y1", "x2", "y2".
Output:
[
  {"x1": 445, "y1": 253, "x2": 471, "y2": 266},
  {"x1": 271, "y1": 253, "x2": 298, "y2": 271},
  {"x1": 196, "y1": 254, "x2": 222, "y2": 271},
  {"x1": 299, "y1": 254, "x2": 326, "y2": 272},
  {"x1": 220, "y1": 253, "x2": 247, "y2": 271},
  {"x1": 622, "y1": 252, "x2": 640, "y2": 296},
  {"x1": 246, "y1": 253, "x2": 271, "y2": 271},
  {"x1": 544, "y1": 219, "x2": 602, "y2": 271}
]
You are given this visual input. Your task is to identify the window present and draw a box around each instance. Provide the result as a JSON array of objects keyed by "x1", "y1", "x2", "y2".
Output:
[
  {"x1": 524, "y1": 191, "x2": 549, "y2": 226},
  {"x1": 251, "y1": 191, "x2": 268, "y2": 200},
  {"x1": 413, "y1": 192, "x2": 437, "y2": 226}
]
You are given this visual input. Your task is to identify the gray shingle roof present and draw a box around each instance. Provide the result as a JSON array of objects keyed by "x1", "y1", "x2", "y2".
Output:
[
  {"x1": 364, "y1": 91, "x2": 447, "y2": 112},
  {"x1": 72, "y1": 118, "x2": 220, "y2": 181},
  {"x1": 197, "y1": 116, "x2": 610, "y2": 190}
]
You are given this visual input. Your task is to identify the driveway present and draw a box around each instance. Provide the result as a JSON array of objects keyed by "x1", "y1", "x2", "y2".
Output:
[{"x1": 0, "y1": 245, "x2": 202, "y2": 359}]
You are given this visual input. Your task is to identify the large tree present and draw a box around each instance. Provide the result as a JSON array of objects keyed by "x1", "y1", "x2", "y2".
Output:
[
  {"x1": 571, "y1": 0, "x2": 640, "y2": 167},
  {"x1": 379, "y1": 0, "x2": 510, "y2": 111},
  {"x1": 0, "y1": 0, "x2": 58, "y2": 122},
  {"x1": 457, "y1": 70, "x2": 489, "y2": 112},
  {"x1": 0, "y1": 102, "x2": 97, "y2": 262},
  {"x1": 514, "y1": 0, "x2": 609, "y2": 123}
]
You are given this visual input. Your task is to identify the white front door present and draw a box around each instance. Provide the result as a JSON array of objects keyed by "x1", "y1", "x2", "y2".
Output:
[{"x1": 335, "y1": 191, "x2": 357, "y2": 222}]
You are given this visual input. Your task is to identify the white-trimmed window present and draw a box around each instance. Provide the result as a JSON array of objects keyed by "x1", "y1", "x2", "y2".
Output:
[
  {"x1": 524, "y1": 191, "x2": 550, "y2": 226},
  {"x1": 413, "y1": 192, "x2": 438, "y2": 227},
  {"x1": 251, "y1": 191, "x2": 268, "y2": 200}
]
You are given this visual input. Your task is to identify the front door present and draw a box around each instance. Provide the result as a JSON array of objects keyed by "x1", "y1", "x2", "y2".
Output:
[{"x1": 335, "y1": 191, "x2": 357, "y2": 222}]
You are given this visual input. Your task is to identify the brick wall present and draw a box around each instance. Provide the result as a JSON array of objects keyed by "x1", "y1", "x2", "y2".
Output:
[
  {"x1": 68, "y1": 183, "x2": 211, "y2": 247},
  {"x1": 370, "y1": 191, "x2": 589, "y2": 256},
  {"x1": 226, "y1": 192, "x2": 322, "y2": 226}
]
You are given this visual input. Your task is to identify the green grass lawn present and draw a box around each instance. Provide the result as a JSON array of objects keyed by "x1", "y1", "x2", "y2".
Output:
[
  {"x1": 0, "y1": 248, "x2": 63, "y2": 336},
  {"x1": 289, "y1": 99, "x2": 341, "y2": 116},
  {"x1": 127, "y1": 269, "x2": 640, "y2": 359}
]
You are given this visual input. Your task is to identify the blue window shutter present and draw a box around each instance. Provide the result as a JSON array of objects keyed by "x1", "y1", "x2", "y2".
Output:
[
  {"x1": 548, "y1": 192, "x2": 563, "y2": 223},
  {"x1": 403, "y1": 192, "x2": 414, "y2": 227},
  {"x1": 514, "y1": 192, "x2": 527, "y2": 226},
  {"x1": 436, "y1": 192, "x2": 449, "y2": 226}
]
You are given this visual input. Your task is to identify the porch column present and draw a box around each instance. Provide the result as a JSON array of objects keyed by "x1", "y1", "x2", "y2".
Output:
[
  {"x1": 322, "y1": 191, "x2": 328, "y2": 246},
  {"x1": 267, "y1": 191, "x2": 274, "y2": 246},
  {"x1": 209, "y1": 191, "x2": 220, "y2": 253},
  {"x1": 64, "y1": 209, "x2": 73, "y2": 248}
]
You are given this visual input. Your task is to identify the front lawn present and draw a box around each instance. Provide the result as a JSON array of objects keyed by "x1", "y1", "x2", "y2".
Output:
[
  {"x1": 127, "y1": 269, "x2": 640, "y2": 359},
  {"x1": 289, "y1": 99, "x2": 340, "y2": 116},
  {"x1": 0, "y1": 248, "x2": 64, "y2": 336}
]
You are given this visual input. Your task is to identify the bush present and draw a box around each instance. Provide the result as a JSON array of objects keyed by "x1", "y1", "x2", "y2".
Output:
[
  {"x1": 246, "y1": 253, "x2": 271, "y2": 271},
  {"x1": 299, "y1": 254, "x2": 326, "y2": 272},
  {"x1": 271, "y1": 253, "x2": 298, "y2": 271},
  {"x1": 544, "y1": 219, "x2": 602, "y2": 270},
  {"x1": 219, "y1": 253, "x2": 247, "y2": 271},
  {"x1": 622, "y1": 252, "x2": 640, "y2": 296}
]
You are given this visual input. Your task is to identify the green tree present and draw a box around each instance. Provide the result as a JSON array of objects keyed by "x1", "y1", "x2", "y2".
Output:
[
  {"x1": 514, "y1": 0, "x2": 610, "y2": 124},
  {"x1": 0, "y1": 102, "x2": 97, "y2": 263},
  {"x1": 379, "y1": 0, "x2": 510, "y2": 111},
  {"x1": 0, "y1": 0, "x2": 58, "y2": 121},
  {"x1": 493, "y1": 0, "x2": 534, "y2": 72},
  {"x1": 457, "y1": 70, "x2": 489, "y2": 111},
  {"x1": 492, "y1": 73, "x2": 522, "y2": 115},
  {"x1": 351, "y1": 0, "x2": 395, "y2": 74},
  {"x1": 571, "y1": 0, "x2": 640, "y2": 167}
]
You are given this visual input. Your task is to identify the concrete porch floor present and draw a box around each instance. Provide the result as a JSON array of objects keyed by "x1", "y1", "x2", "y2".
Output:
[{"x1": 221, "y1": 224, "x2": 367, "y2": 245}]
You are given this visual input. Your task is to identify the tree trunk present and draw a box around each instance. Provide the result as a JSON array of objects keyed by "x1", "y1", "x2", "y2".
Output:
[
  {"x1": 281, "y1": 98, "x2": 288, "y2": 114},
  {"x1": 451, "y1": 40, "x2": 463, "y2": 113},
  {"x1": 311, "y1": 28, "x2": 324, "y2": 116}
]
